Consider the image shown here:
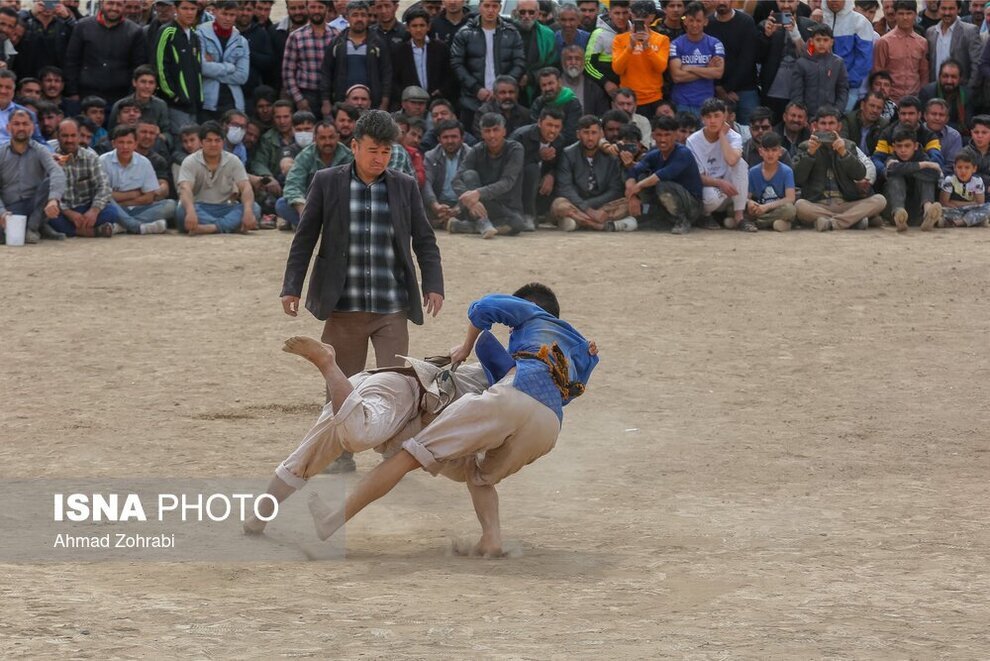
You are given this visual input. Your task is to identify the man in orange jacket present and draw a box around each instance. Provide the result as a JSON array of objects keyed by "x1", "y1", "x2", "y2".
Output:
[{"x1": 611, "y1": 0, "x2": 669, "y2": 117}]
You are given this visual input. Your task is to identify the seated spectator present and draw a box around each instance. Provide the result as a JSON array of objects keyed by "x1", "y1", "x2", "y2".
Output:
[
  {"x1": 667, "y1": 1, "x2": 724, "y2": 116},
  {"x1": 397, "y1": 115, "x2": 427, "y2": 187},
  {"x1": 422, "y1": 118, "x2": 470, "y2": 227},
  {"x1": 744, "y1": 106, "x2": 793, "y2": 167},
  {"x1": 601, "y1": 108, "x2": 630, "y2": 149},
  {"x1": 883, "y1": 126, "x2": 945, "y2": 230},
  {"x1": 109, "y1": 65, "x2": 171, "y2": 138},
  {"x1": 17, "y1": 77, "x2": 43, "y2": 102},
  {"x1": 331, "y1": 102, "x2": 360, "y2": 144},
  {"x1": 77, "y1": 117, "x2": 97, "y2": 149},
  {"x1": 38, "y1": 65, "x2": 74, "y2": 117},
  {"x1": 675, "y1": 110, "x2": 700, "y2": 144},
  {"x1": 612, "y1": 87, "x2": 653, "y2": 147},
  {"x1": 794, "y1": 105, "x2": 888, "y2": 231},
  {"x1": 0, "y1": 70, "x2": 45, "y2": 145},
  {"x1": 967, "y1": 115, "x2": 990, "y2": 189},
  {"x1": 472, "y1": 76, "x2": 532, "y2": 137},
  {"x1": 624, "y1": 115, "x2": 703, "y2": 234},
  {"x1": 615, "y1": 124, "x2": 645, "y2": 169},
  {"x1": 686, "y1": 98, "x2": 748, "y2": 230},
  {"x1": 171, "y1": 124, "x2": 201, "y2": 185},
  {"x1": 920, "y1": 59, "x2": 973, "y2": 134},
  {"x1": 344, "y1": 84, "x2": 373, "y2": 110},
  {"x1": 924, "y1": 98, "x2": 964, "y2": 173},
  {"x1": 176, "y1": 121, "x2": 260, "y2": 234},
  {"x1": 775, "y1": 101, "x2": 811, "y2": 158},
  {"x1": 560, "y1": 44, "x2": 610, "y2": 118},
  {"x1": 611, "y1": 0, "x2": 669, "y2": 117},
  {"x1": 276, "y1": 120, "x2": 354, "y2": 229},
  {"x1": 250, "y1": 100, "x2": 295, "y2": 182},
  {"x1": 514, "y1": 0, "x2": 558, "y2": 103},
  {"x1": 249, "y1": 86, "x2": 278, "y2": 133},
  {"x1": 656, "y1": 99, "x2": 677, "y2": 118},
  {"x1": 745, "y1": 132, "x2": 797, "y2": 232},
  {"x1": 550, "y1": 114, "x2": 636, "y2": 231},
  {"x1": 510, "y1": 106, "x2": 567, "y2": 228},
  {"x1": 449, "y1": 112, "x2": 525, "y2": 238},
  {"x1": 397, "y1": 86, "x2": 432, "y2": 124},
  {"x1": 391, "y1": 7, "x2": 453, "y2": 107},
  {"x1": 792, "y1": 24, "x2": 850, "y2": 117},
  {"x1": 842, "y1": 90, "x2": 889, "y2": 155},
  {"x1": 419, "y1": 98, "x2": 479, "y2": 151},
  {"x1": 80, "y1": 96, "x2": 109, "y2": 145},
  {"x1": 867, "y1": 70, "x2": 898, "y2": 121},
  {"x1": 135, "y1": 119, "x2": 173, "y2": 193},
  {"x1": 0, "y1": 108, "x2": 66, "y2": 243},
  {"x1": 276, "y1": 111, "x2": 317, "y2": 180},
  {"x1": 50, "y1": 118, "x2": 118, "y2": 238},
  {"x1": 724, "y1": 100, "x2": 751, "y2": 143},
  {"x1": 100, "y1": 125, "x2": 175, "y2": 234},
  {"x1": 37, "y1": 101, "x2": 63, "y2": 142},
  {"x1": 937, "y1": 148, "x2": 990, "y2": 227},
  {"x1": 528, "y1": 67, "x2": 582, "y2": 140},
  {"x1": 872, "y1": 95, "x2": 943, "y2": 177},
  {"x1": 872, "y1": 0, "x2": 928, "y2": 102}
]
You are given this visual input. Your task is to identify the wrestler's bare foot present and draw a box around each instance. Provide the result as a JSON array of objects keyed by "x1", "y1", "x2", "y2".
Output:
[
  {"x1": 472, "y1": 533, "x2": 506, "y2": 558},
  {"x1": 283, "y1": 336, "x2": 336, "y2": 373},
  {"x1": 307, "y1": 491, "x2": 344, "y2": 541}
]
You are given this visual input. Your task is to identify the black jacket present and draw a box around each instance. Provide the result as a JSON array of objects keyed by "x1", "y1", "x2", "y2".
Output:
[
  {"x1": 756, "y1": 16, "x2": 817, "y2": 101},
  {"x1": 12, "y1": 13, "x2": 73, "y2": 81},
  {"x1": 320, "y1": 28, "x2": 392, "y2": 107},
  {"x1": 65, "y1": 16, "x2": 147, "y2": 99},
  {"x1": 240, "y1": 21, "x2": 276, "y2": 93},
  {"x1": 153, "y1": 21, "x2": 203, "y2": 112},
  {"x1": 391, "y1": 39, "x2": 453, "y2": 109},
  {"x1": 555, "y1": 142, "x2": 624, "y2": 210},
  {"x1": 449, "y1": 16, "x2": 525, "y2": 111},
  {"x1": 509, "y1": 123, "x2": 567, "y2": 176}
]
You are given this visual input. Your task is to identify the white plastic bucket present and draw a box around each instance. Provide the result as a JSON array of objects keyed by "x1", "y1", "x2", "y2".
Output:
[{"x1": 5, "y1": 214, "x2": 27, "y2": 246}]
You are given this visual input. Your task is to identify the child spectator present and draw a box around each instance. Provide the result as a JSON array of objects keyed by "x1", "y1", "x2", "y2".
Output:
[
  {"x1": 675, "y1": 110, "x2": 699, "y2": 145},
  {"x1": 745, "y1": 132, "x2": 797, "y2": 232},
  {"x1": 883, "y1": 126, "x2": 944, "y2": 231},
  {"x1": 80, "y1": 96, "x2": 108, "y2": 145},
  {"x1": 935, "y1": 149, "x2": 990, "y2": 228},
  {"x1": 966, "y1": 115, "x2": 990, "y2": 190},
  {"x1": 792, "y1": 24, "x2": 849, "y2": 117}
]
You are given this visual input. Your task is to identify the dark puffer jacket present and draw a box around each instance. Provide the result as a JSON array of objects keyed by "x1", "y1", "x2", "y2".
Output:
[
  {"x1": 449, "y1": 16, "x2": 525, "y2": 112},
  {"x1": 64, "y1": 16, "x2": 147, "y2": 99}
]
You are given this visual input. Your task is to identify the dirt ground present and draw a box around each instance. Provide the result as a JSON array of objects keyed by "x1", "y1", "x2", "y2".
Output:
[{"x1": 2, "y1": 226, "x2": 990, "y2": 659}]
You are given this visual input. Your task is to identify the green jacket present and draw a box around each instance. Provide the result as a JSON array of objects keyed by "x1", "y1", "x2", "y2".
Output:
[
  {"x1": 249, "y1": 128, "x2": 293, "y2": 178},
  {"x1": 283, "y1": 142, "x2": 354, "y2": 206}
]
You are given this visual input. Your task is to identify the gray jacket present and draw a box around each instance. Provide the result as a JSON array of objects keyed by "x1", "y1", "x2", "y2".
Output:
[
  {"x1": 452, "y1": 140, "x2": 525, "y2": 209},
  {"x1": 925, "y1": 20, "x2": 983, "y2": 84},
  {"x1": 555, "y1": 142, "x2": 624, "y2": 211},
  {"x1": 791, "y1": 51, "x2": 849, "y2": 117},
  {"x1": 422, "y1": 143, "x2": 470, "y2": 207}
]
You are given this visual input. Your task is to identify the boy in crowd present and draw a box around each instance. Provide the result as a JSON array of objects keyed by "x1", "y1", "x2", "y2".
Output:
[
  {"x1": 686, "y1": 98, "x2": 748, "y2": 230},
  {"x1": 745, "y1": 132, "x2": 797, "y2": 232},
  {"x1": 170, "y1": 124, "x2": 201, "y2": 187},
  {"x1": 80, "y1": 96, "x2": 108, "y2": 145},
  {"x1": 883, "y1": 127, "x2": 944, "y2": 231},
  {"x1": 935, "y1": 149, "x2": 990, "y2": 228},
  {"x1": 675, "y1": 111, "x2": 699, "y2": 144},
  {"x1": 792, "y1": 24, "x2": 849, "y2": 117},
  {"x1": 966, "y1": 115, "x2": 990, "y2": 189}
]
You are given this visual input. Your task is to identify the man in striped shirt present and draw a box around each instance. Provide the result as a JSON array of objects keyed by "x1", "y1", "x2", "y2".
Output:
[{"x1": 281, "y1": 0, "x2": 339, "y2": 118}]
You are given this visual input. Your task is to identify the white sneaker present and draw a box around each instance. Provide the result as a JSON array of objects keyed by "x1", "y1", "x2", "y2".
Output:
[
  {"x1": 558, "y1": 217, "x2": 577, "y2": 232},
  {"x1": 140, "y1": 219, "x2": 168, "y2": 235},
  {"x1": 112, "y1": 222, "x2": 127, "y2": 235},
  {"x1": 610, "y1": 216, "x2": 638, "y2": 232}
]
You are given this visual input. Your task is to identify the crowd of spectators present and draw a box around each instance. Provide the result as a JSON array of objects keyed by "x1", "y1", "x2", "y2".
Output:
[{"x1": 2, "y1": 0, "x2": 990, "y2": 244}]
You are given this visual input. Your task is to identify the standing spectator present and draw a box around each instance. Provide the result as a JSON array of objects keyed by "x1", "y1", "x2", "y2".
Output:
[
  {"x1": 252, "y1": 1, "x2": 282, "y2": 89},
  {"x1": 276, "y1": 119, "x2": 353, "y2": 229},
  {"x1": 872, "y1": 0, "x2": 929, "y2": 101},
  {"x1": 822, "y1": 0, "x2": 875, "y2": 109},
  {"x1": 282, "y1": 0, "x2": 338, "y2": 117},
  {"x1": 744, "y1": 132, "x2": 797, "y2": 231},
  {"x1": 280, "y1": 110, "x2": 443, "y2": 473},
  {"x1": 920, "y1": 59, "x2": 973, "y2": 133},
  {"x1": 919, "y1": 0, "x2": 943, "y2": 30},
  {"x1": 924, "y1": 97, "x2": 964, "y2": 171},
  {"x1": 757, "y1": 0, "x2": 817, "y2": 121},
  {"x1": 145, "y1": 1, "x2": 176, "y2": 61},
  {"x1": 450, "y1": 112, "x2": 525, "y2": 237},
  {"x1": 0, "y1": 7, "x2": 17, "y2": 70},
  {"x1": 100, "y1": 125, "x2": 175, "y2": 234},
  {"x1": 584, "y1": 0, "x2": 630, "y2": 99},
  {"x1": 0, "y1": 108, "x2": 65, "y2": 243},
  {"x1": 429, "y1": 0, "x2": 473, "y2": 44},
  {"x1": 64, "y1": 0, "x2": 146, "y2": 108},
  {"x1": 560, "y1": 44, "x2": 610, "y2": 117},
  {"x1": 686, "y1": 98, "x2": 748, "y2": 230},
  {"x1": 967, "y1": 115, "x2": 990, "y2": 188},
  {"x1": 926, "y1": 0, "x2": 983, "y2": 85},
  {"x1": 50, "y1": 118, "x2": 117, "y2": 238},
  {"x1": 449, "y1": 0, "x2": 525, "y2": 131},
  {"x1": 775, "y1": 101, "x2": 811, "y2": 157},
  {"x1": 510, "y1": 106, "x2": 566, "y2": 227},
  {"x1": 528, "y1": 67, "x2": 582, "y2": 139},
  {"x1": 554, "y1": 4, "x2": 590, "y2": 54},
  {"x1": 471, "y1": 75, "x2": 531, "y2": 137},
  {"x1": 422, "y1": 117, "x2": 469, "y2": 227},
  {"x1": 391, "y1": 7, "x2": 452, "y2": 106},
  {"x1": 792, "y1": 24, "x2": 850, "y2": 117},
  {"x1": 198, "y1": 1, "x2": 249, "y2": 119},
  {"x1": 550, "y1": 114, "x2": 636, "y2": 231},
  {"x1": 656, "y1": 0, "x2": 686, "y2": 42},
  {"x1": 372, "y1": 0, "x2": 408, "y2": 48},
  {"x1": 154, "y1": 0, "x2": 203, "y2": 138},
  {"x1": 704, "y1": 0, "x2": 760, "y2": 123},
  {"x1": 176, "y1": 120, "x2": 259, "y2": 234},
  {"x1": 110, "y1": 65, "x2": 171, "y2": 136},
  {"x1": 668, "y1": 1, "x2": 725, "y2": 117},
  {"x1": 320, "y1": 1, "x2": 392, "y2": 114},
  {"x1": 842, "y1": 89, "x2": 890, "y2": 154},
  {"x1": 576, "y1": 0, "x2": 600, "y2": 33},
  {"x1": 611, "y1": 1, "x2": 669, "y2": 117},
  {"x1": 794, "y1": 105, "x2": 887, "y2": 230},
  {"x1": 515, "y1": 0, "x2": 557, "y2": 102},
  {"x1": 13, "y1": 0, "x2": 74, "y2": 83},
  {"x1": 236, "y1": 1, "x2": 276, "y2": 94}
]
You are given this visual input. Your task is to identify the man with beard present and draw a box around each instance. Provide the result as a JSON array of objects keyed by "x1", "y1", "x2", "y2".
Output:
[
  {"x1": 419, "y1": 98, "x2": 478, "y2": 151},
  {"x1": 332, "y1": 101, "x2": 360, "y2": 143},
  {"x1": 277, "y1": 120, "x2": 354, "y2": 229},
  {"x1": 471, "y1": 76, "x2": 531, "y2": 137},
  {"x1": 510, "y1": 106, "x2": 566, "y2": 228},
  {"x1": 576, "y1": 0, "x2": 600, "y2": 33},
  {"x1": 925, "y1": 0, "x2": 982, "y2": 85},
  {"x1": 560, "y1": 44, "x2": 610, "y2": 117},
  {"x1": 554, "y1": 4, "x2": 590, "y2": 52},
  {"x1": 422, "y1": 118, "x2": 470, "y2": 227},
  {"x1": 320, "y1": 0, "x2": 393, "y2": 114},
  {"x1": 50, "y1": 118, "x2": 118, "y2": 239},
  {"x1": 372, "y1": 0, "x2": 408, "y2": 47},
  {"x1": 528, "y1": 67, "x2": 582, "y2": 139},
  {"x1": 872, "y1": 95, "x2": 944, "y2": 176},
  {"x1": 515, "y1": 0, "x2": 556, "y2": 102},
  {"x1": 920, "y1": 59, "x2": 974, "y2": 134},
  {"x1": 743, "y1": 106, "x2": 794, "y2": 167},
  {"x1": 774, "y1": 101, "x2": 811, "y2": 158},
  {"x1": 282, "y1": 0, "x2": 339, "y2": 117},
  {"x1": 0, "y1": 108, "x2": 65, "y2": 243},
  {"x1": 64, "y1": 0, "x2": 147, "y2": 107}
]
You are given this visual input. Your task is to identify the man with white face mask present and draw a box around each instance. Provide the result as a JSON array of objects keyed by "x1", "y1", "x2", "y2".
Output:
[
  {"x1": 559, "y1": 44, "x2": 610, "y2": 118},
  {"x1": 276, "y1": 111, "x2": 318, "y2": 179},
  {"x1": 277, "y1": 119, "x2": 355, "y2": 229}
]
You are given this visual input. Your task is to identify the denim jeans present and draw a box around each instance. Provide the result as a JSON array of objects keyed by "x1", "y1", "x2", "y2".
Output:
[
  {"x1": 275, "y1": 197, "x2": 301, "y2": 228},
  {"x1": 733, "y1": 89, "x2": 761, "y2": 125},
  {"x1": 176, "y1": 202, "x2": 262, "y2": 233},
  {"x1": 49, "y1": 203, "x2": 119, "y2": 237},
  {"x1": 113, "y1": 200, "x2": 178, "y2": 232}
]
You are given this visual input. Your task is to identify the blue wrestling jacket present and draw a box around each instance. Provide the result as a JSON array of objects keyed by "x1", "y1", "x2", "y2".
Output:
[{"x1": 468, "y1": 294, "x2": 599, "y2": 422}]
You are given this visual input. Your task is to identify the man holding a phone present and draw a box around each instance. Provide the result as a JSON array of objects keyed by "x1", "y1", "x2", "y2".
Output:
[{"x1": 611, "y1": 0, "x2": 669, "y2": 118}]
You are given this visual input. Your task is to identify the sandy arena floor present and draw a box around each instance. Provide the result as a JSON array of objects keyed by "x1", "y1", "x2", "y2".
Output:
[{"x1": 2, "y1": 226, "x2": 990, "y2": 658}]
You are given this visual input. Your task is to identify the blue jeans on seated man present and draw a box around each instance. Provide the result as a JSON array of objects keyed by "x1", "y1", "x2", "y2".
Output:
[
  {"x1": 113, "y1": 199, "x2": 178, "y2": 233},
  {"x1": 274, "y1": 196, "x2": 301, "y2": 228},
  {"x1": 175, "y1": 201, "x2": 262, "y2": 233},
  {"x1": 48, "y1": 204, "x2": 119, "y2": 237}
]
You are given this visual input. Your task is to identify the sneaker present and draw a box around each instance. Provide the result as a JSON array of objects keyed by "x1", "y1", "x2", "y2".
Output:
[
  {"x1": 446, "y1": 218, "x2": 475, "y2": 234},
  {"x1": 558, "y1": 217, "x2": 577, "y2": 232},
  {"x1": 893, "y1": 208, "x2": 908, "y2": 232},
  {"x1": 113, "y1": 222, "x2": 128, "y2": 235},
  {"x1": 739, "y1": 219, "x2": 758, "y2": 233},
  {"x1": 611, "y1": 216, "x2": 638, "y2": 232},
  {"x1": 671, "y1": 220, "x2": 690, "y2": 235},
  {"x1": 25, "y1": 229, "x2": 41, "y2": 244},
  {"x1": 701, "y1": 215, "x2": 721, "y2": 230},
  {"x1": 276, "y1": 217, "x2": 292, "y2": 231},
  {"x1": 520, "y1": 214, "x2": 536, "y2": 232},
  {"x1": 853, "y1": 218, "x2": 868, "y2": 230},
  {"x1": 259, "y1": 214, "x2": 277, "y2": 230},
  {"x1": 815, "y1": 217, "x2": 833, "y2": 232},
  {"x1": 478, "y1": 218, "x2": 498, "y2": 239},
  {"x1": 96, "y1": 223, "x2": 114, "y2": 238},
  {"x1": 921, "y1": 202, "x2": 943, "y2": 231},
  {"x1": 868, "y1": 215, "x2": 885, "y2": 228},
  {"x1": 772, "y1": 219, "x2": 791, "y2": 232},
  {"x1": 39, "y1": 224, "x2": 65, "y2": 241},
  {"x1": 140, "y1": 219, "x2": 168, "y2": 235}
]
